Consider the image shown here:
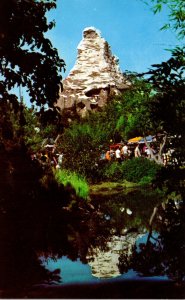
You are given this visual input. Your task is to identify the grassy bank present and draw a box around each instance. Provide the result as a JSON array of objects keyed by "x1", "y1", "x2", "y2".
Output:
[
  {"x1": 90, "y1": 180, "x2": 141, "y2": 196},
  {"x1": 54, "y1": 169, "x2": 89, "y2": 200}
]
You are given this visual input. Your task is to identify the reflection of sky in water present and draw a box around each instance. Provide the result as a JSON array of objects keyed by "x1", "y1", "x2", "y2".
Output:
[
  {"x1": 135, "y1": 231, "x2": 159, "y2": 252},
  {"x1": 40, "y1": 256, "x2": 100, "y2": 284},
  {"x1": 40, "y1": 254, "x2": 169, "y2": 285}
]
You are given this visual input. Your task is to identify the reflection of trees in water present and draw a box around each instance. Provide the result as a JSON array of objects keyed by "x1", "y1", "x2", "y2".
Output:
[
  {"x1": 0, "y1": 148, "x2": 112, "y2": 295},
  {"x1": 0, "y1": 198, "x2": 110, "y2": 294},
  {"x1": 42, "y1": 207, "x2": 111, "y2": 264},
  {"x1": 118, "y1": 199, "x2": 185, "y2": 283},
  {"x1": 40, "y1": 188, "x2": 162, "y2": 268},
  {"x1": 91, "y1": 189, "x2": 163, "y2": 234}
]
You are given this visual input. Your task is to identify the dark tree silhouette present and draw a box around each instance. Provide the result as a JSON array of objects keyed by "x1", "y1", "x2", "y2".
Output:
[
  {"x1": 0, "y1": 0, "x2": 65, "y2": 108},
  {"x1": 118, "y1": 199, "x2": 185, "y2": 283}
]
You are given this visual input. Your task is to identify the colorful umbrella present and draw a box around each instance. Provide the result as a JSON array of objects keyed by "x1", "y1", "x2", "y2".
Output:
[
  {"x1": 138, "y1": 135, "x2": 154, "y2": 143},
  {"x1": 128, "y1": 136, "x2": 143, "y2": 143}
]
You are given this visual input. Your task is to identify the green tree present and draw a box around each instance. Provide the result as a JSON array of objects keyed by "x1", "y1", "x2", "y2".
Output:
[
  {"x1": 0, "y1": 0, "x2": 65, "y2": 108},
  {"x1": 146, "y1": 47, "x2": 185, "y2": 165},
  {"x1": 146, "y1": 0, "x2": 185, "y2": 40},
  {"x1": 113, "y1": 73, "x2": 154, "y2": 139},
  {"x1": 61, "y1": 122, "x2": 103, "y2": 182},
  {"x1": 0, "y1": 0, "x2": 65, "y2": 153},
  {"x1": 141, "y1": 0, "x2": 185, "y2": 164}
]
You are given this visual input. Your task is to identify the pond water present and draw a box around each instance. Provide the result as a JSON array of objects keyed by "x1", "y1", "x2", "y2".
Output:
[
  {"x1": 40, "y1": 235, "x2": 169, "y2": 285},
  {"x1": 38, "y1": 187, "x2": 166, "y2": 283},
  {"x1": 1, "y1": 186, "x2": 184, "y2": 298},
  {"x1": 40, "y1": 254, "x2": 169, "y2": 284}
]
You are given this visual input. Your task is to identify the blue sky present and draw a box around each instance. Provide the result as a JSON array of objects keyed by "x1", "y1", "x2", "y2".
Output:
[{"x1": 46, "y1": 0, "x2": 180, "y2": 78}]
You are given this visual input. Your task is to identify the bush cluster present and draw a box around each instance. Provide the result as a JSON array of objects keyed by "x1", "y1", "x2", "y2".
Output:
[{"x1": 104, "y1": 157, "x2": 162, "y2": 184}]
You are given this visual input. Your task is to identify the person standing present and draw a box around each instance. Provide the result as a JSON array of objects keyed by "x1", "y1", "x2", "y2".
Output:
[
  {"x1": 121, "y1": 143, "x2": 128, "y2": 160},
  {"x1": 134, "y1": 144, "x2": 141, "y2": 157},
  {"x1": 115, "y1": 146, "x2": 122, "y2": 163},
  {"x1": 105, "y1": 150, "x2": 111, "y2": 161},
  {"x1": 58, "y1": 153, "x2": 63, "y2": 167}
]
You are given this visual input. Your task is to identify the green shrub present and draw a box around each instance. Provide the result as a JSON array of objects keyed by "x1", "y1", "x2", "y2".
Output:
[
  {"x1": 121, "y1": 157, "x2": 161, "y2": 183},
  {"x1": 54, "y1": 169, "x2": 89, "y2": 200},
  {"x1": 139, "y1": 176, "x2": 153, "y2": 186},
  {"x1": 104, "y1": 162, "x2": 123, "y2": 180},
  {"x1": 60, "y1": 123, "x2": 98, "y2": 179},
  {"x1": 104, "y1": 157, "x2": 161, "y2": 183}
]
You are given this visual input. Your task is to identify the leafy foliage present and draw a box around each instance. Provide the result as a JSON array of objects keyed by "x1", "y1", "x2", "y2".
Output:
[
  {"x1": 147, "y1": 47, "x2": 185, "y2": 134},
  {"x1": 121, "y1": 158, "x2": 161, "y2": 183},
  {"x1": 60, "y1": 121, "x2": 105, "y2": 182},
  {"x1": 0, "y1": 0, "x2": 65, "y2": 108},
  {"x1": 143, "y1": 46, "x2": 185, "y2": 167},
  {"x1": 104, "y1": 158, "x2": 161, "y2": 183},
  {"x1": 23, "y1": 106, "x2": 63, "y2": 151},
  {"x1": 113, "y1": 73, "x2": 155, "y2": 139},
  {"x1": 146, "y1": 0, "x2": 185, "y2": 39}
]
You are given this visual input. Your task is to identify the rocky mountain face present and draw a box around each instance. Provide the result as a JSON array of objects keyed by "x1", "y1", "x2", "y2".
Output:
[{"x1": 56, "y1": 27, "x2": 130, "y2": 116}]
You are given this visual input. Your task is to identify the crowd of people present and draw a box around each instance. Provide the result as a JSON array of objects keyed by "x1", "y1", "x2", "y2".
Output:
[
  {"x1": 30, "y1": 138, "x2": 175, "y2": 169},
  {"x1": 101, "y1": 141, "x2": 170, "y2": 165}
]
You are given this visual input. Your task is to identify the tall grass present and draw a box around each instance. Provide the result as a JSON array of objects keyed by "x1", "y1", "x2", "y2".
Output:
[{"x1": 54, "y1": 169, "x2": 89, "y2": 200}]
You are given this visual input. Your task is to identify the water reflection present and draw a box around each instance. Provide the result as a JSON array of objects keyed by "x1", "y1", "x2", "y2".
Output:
[
  {"x1": 87, "y1": 233, "x2": 145, "y2": 278},
  {"x1": 118, "y1": 199, "x2": 185, "y2": 283},
  {"x1": 40, "y1": 256, "x2": 98, "y2": 284},
  {"x1": 40, "y1": 233, "x2": 145, "y2": 282},
  {"x1": 40, "y1": 232, "x2": 170, "y2": 284},
  {"x1": 1, "y1": 181, "x2": 184, "y2": 298},
  {"x1": 39, "y1": 188, "x2": 162, "y2": 282}
]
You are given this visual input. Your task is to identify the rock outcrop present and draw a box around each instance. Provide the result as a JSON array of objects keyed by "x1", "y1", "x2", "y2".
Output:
[{"x1": 56, "y1": 27, "x2": 130, "y2": 116}]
